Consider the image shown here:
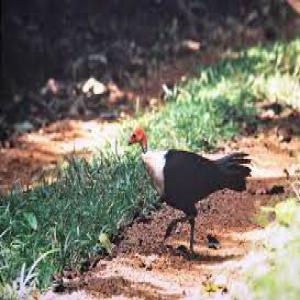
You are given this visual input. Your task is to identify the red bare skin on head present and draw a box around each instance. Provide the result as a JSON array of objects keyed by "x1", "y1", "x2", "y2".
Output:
[{"x1": 128, "y1": 127, "x2": 148, "y2": 152}]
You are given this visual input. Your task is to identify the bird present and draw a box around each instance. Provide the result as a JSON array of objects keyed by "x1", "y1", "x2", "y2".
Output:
[{"x1": 128, "y1": 127, "x2": 251, "y2": 254}]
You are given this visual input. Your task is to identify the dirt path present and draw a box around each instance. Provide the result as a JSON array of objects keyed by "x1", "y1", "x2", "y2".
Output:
[{"x1": 0, "y1": 120, "x2": 122, "y2": 193}]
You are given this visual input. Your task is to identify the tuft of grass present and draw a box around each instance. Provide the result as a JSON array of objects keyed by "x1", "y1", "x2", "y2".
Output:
[
  {"x1": 0, "y1": 38, "x2": 299, "y2": 293},
  {"x1": 132, "y1": 39, "x2": 300, "y2": 151},
  {"x1": 0, "y1": 153, "x2": 156, "y2": 292},
  {"x1": 252, "y1": 39, "x2": 300, "y2": 109}
]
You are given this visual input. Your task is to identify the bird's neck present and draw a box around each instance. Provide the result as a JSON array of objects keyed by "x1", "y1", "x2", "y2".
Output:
[{"x1": 140, "y1": 136, "x2": 148, "y2": 154}]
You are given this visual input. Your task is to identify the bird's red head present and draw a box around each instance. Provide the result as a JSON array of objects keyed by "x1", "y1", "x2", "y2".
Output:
[{"x1": 128, "y1": 127, "x2": 148, "y2": 153}]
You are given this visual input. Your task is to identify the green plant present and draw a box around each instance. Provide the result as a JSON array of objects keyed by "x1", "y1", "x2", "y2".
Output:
[
  {"x1": 0, "y1": 250, "x2": 56, "y2": 300},
  {"x1": 0, "y1": 153, "x2": 156, "y2": 290}
]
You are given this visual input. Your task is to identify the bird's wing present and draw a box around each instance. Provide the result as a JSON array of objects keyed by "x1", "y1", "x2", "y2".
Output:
[{"x1": 163, "y1": 150, "x2": 222, "y2": 205}]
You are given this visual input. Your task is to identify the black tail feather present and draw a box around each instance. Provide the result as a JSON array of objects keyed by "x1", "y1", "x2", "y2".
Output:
[{"x1": 216, "y1": 152, "x2": 251, "y2": 191}]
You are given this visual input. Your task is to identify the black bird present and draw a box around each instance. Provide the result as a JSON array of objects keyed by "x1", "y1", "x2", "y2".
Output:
[{"x1": 128, "y1": 128, "x2": 251, "y2": 254}]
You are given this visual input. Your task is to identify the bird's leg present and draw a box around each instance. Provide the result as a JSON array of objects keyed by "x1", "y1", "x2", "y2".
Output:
[
  {"x1": 188, "y1": 217, "x2": 195, "y2": 254},
  {"x1": 164, "y1": 216, "x2": 189, "y2": 241}
]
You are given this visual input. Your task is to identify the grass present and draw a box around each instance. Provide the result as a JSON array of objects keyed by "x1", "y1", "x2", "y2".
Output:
[
  {"x1": 133, "y1": 38, "x2": 300, "y2": 151},
  {"x1": 253, "y1": 40, "x2": 300, "y2": 109},
  {"x1": 0, "y1": 154, "x2": 157, "y2": 291},
  {"x1": 0, "y1": 38, "x2": 299, "y2": 297}
]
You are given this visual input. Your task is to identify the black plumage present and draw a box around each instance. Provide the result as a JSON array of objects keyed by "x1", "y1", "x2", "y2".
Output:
[
  {"x1": 164, "y1": 150, "x2": 250, "y2": 214},
  {"x1": 162, "y1": 150, "x2": 251, "y2": 253}
]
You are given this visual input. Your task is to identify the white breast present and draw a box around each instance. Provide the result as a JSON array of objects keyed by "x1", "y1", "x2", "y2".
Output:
[{"x1": 141, "y1": 150, "x2": 167, "y2": 196}]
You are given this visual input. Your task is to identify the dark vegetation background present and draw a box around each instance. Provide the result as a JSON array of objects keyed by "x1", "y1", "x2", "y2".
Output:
[{"x1": 0, "y1": 0, "x2": 297, "y2": 141}]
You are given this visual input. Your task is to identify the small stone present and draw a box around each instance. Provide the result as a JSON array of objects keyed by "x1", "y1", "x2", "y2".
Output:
[
  {"x1": 181, "y1": 40, "x2": 201, "y2": 52},
  {"x1": 82, "y1": 77, "x2": 106, "y2": 95},
  {"x1": 135, "y1": 254, "x2": 157, "y2": 270},
  {"x1": 144, "y1": 254, "x2": 158, "y2": 270}
]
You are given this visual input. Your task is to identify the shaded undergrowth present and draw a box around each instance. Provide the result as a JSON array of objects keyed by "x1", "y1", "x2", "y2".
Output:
[{"x1": 0, "y1": 38, "x2": 299, "y2": 296}]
